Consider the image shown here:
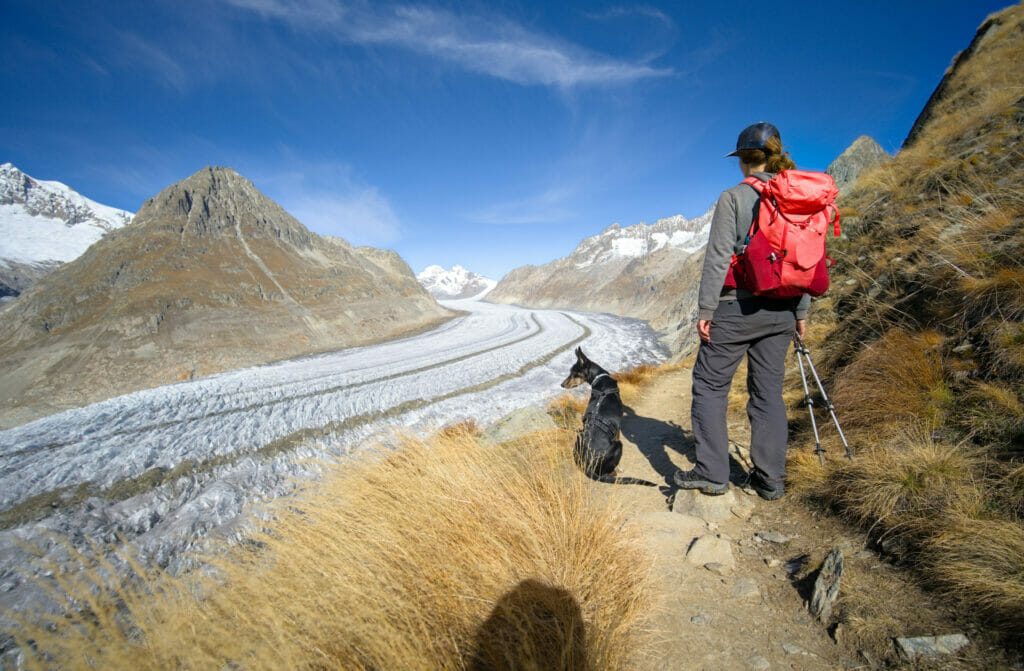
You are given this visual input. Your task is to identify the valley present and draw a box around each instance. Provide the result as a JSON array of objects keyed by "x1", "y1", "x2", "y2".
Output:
[{"x1": 0, "y1": 299, "x2": 665, "y2": 619}]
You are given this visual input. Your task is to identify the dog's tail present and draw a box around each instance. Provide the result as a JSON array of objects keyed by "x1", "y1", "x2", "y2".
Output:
[{"x1": 588, "y1": 473, "x2": 658, "y2": 487}]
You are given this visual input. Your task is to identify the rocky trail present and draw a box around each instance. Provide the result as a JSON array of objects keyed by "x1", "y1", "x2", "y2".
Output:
[{"x1": 591, "y1": 367, "x2": 978, "y2": 670}]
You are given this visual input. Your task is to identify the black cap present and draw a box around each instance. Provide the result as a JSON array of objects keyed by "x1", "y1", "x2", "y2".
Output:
[{"x1": 725, "y1": 122, "x2": 781, "y2": 157}]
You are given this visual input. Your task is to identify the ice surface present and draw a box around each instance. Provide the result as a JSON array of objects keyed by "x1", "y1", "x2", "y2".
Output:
[{"x1": 0, "y1": 300, "x2": 667, "y2": 622}]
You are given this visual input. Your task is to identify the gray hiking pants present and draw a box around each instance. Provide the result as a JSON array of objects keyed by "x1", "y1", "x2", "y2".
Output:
[{"x1": 691, "y1": 297, "x2": 797, "y2": 488}]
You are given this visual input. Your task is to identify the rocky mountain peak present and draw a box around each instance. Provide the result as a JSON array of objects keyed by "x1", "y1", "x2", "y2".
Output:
[
  {"x1": 136, "y1": 166, "x2": 313, "y2": 248},
  {"x1": 0, "y1": 163, "x2": 134, "y2": 297},
  {"x1": 826, "y1": 136, "x2": 890, "y2": 193}
]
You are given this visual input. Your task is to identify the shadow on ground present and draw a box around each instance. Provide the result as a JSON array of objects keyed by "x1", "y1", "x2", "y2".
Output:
[
  {"x1": 621, "y1": 405, "x2": 756, "y2": 490},
  {"x1": 620, "y1": 405, "x2": 694, "y2": 485}
]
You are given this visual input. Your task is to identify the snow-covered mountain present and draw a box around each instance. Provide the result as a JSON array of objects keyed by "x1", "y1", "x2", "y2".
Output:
[
  {"x1": 0, "y1": 163, "x2": 133, "y2": 296},
  {"x1": 417, "y1": 264, "x2": 497, "y2": 300},
  {"x1": 567, "y1": 212, "x2": 712, "y2": 269},
  {"x1": 487, "y1": 208, "x2": 714, "y2": 354}
]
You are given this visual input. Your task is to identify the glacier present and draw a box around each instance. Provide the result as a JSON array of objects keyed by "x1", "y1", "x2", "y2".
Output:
[{"x1": 0, "y1": 299, "x2": 667, "y2": 635}]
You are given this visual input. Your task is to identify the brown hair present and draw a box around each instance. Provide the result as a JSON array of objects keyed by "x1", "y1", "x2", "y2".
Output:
[{"x1": 737, "y1": 135, "x2": 796, "y2": 173}]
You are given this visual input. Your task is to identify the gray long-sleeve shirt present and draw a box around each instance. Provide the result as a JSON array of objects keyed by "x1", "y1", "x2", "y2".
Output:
[{"x1": 696, "y1": 171, "x2": 810, "y2": 321}]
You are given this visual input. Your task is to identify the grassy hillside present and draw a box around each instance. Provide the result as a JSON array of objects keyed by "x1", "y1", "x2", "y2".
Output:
[{"x1": 788, "y1": 2, "x2": 1024, "y2": 643}]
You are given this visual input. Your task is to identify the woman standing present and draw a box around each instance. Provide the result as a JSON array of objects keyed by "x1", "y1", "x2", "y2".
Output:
[{"x1": 673, "y1": 122, "x2": 807, "y2": 500}]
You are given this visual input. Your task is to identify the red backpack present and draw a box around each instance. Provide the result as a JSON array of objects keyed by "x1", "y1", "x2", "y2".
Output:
[{"x1": 723, "y1": 170, "x2": 840, "y2": 298}]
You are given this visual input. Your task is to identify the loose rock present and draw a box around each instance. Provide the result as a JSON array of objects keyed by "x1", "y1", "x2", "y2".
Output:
[
  {"x1": 811, "y1": 547, "x2": 844, "y2": 622},
  {"x1": 755, "y1": 530, "x2": 794, "y2": 544},
  {"x1": 782, "y1": 642, "x2": 806, "y2": 655},
  {"x1": 894, "y1": 634, "x2": 970, "y2": 658},
  {"x1": 704, "y1": 562, "x2": 731, "y2": 576},
  {"x1": 732, "y1": 577, "x2": 760, "y2": 599},
  {"x1": 673, "y1": 488, "x2": 743, "y2": 522}
]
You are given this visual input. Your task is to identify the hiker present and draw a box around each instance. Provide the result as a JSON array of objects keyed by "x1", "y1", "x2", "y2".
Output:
[{"x1": 673, "y1": 122, "x2": 808, "y2": 501}]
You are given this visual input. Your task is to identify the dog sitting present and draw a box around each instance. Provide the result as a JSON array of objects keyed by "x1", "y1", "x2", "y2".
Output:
[{"x1": 560, "y1": 347, "x2": 652, "y2": 486}]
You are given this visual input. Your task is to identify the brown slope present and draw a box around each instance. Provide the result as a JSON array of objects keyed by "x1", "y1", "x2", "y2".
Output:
[
  {"x1": 788, "y1": 2, "x2": 1024, "y2": 645},
  {"x1": 487, "y1": 213, "x2": 712, "y2": 356},
  {"x1": 0, "y1": 167, "x2": 452, "y2": 428}
]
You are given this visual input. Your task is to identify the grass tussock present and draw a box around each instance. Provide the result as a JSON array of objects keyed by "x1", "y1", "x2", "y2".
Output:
[
  {"x1": 830, "y1": 330, "x2": 949, "y2": 434},
  {"x1": 10, "y1": 426, "x2": 655, "y2": 670},
  {"x1": 789, "y1": 432, "x2": 1024, "y2": 636},
  {"x1": 928, "y1": 515, "x2": 1024, "y2": 633}
]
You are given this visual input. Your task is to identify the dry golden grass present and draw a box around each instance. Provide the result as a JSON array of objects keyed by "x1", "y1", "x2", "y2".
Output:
[
  {"x1": 547, "y1": 394, "x2": 588, "y2": 430},
  {"x1": 612, "y1": 364, "x2": 659, "y2": 387},
  {"x1": 789, "y1": 430, "x2": 980, "y2": 528},
  {"x1": 789, "y1": 430, "x2": 1024, "y2": 637},
  {"x1": 615, "y1": 361, "x2": 687, "y2": 405},
  {"x1": 829, "y1": 330, "x2": 950, "y2": 434},
  {"x1": 926, "y1": 515, "x2": 1024, "y2": 635},
  {"x1": 9, "y1": 427, "x2": 655, "y2": 670}
]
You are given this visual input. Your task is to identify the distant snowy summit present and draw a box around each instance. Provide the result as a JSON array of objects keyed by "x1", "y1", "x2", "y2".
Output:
[
  {"x1": 569, "y1": 211, "x2": 713, "y2": 270},
  {"x1": 0, "y1": 162, "x2": 133, "y2": 296},
  {"x1": 487, "y1": 207, "x2": 714, "y2": 355},
  {"x1": 417, "y1": 264, "x2": 497, "y2": 300}
]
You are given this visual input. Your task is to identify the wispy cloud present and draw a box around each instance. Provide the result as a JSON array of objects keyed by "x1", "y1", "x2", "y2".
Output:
[
  {"x1": 119, "y1": 33, "x2": 189, "y2": 93},
  {"x1": 582, "y1": 5, "x2": 674, "y2": 29},
  {"x1": 252, "y1": 162, "x2": 402, "y2": 246},
  {"x1": 470, "y1": 186, "x2": 576, "y2": 226},
  {"x1": 285, "y1": 189, "x2": 401, "y2": 246},
  {"x1": 220, "y1": 0, "x2": 672, "y2": 88}
]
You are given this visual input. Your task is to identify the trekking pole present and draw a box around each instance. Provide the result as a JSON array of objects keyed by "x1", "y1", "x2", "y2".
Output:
[
  {"x1": 793, "y1": 334, "x2": 854, "y2": 461},
  {"x1": 794, "y1": 336, "x2": 826, "y2": 465}
]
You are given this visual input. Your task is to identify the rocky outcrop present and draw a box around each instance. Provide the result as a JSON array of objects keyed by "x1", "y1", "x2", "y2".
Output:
[
  {"x1": 487, "y1": 210, "x2": 713, "y2": 355},
  {"x1": 826, "y1": 136, "x2": 890, "y2": 193},
  {"x1": 0, "y1": 166, "x2": 452, "y2": 428}
]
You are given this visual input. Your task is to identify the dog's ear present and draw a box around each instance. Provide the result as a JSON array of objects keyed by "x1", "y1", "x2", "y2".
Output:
[{"x1": 575, "y1": 347, "x2": 586, "y2": 363}]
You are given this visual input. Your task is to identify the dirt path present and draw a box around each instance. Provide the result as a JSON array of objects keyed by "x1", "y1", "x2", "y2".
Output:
[{"x1": 594, "y1": 367, "x2": 861, "y2": 670}]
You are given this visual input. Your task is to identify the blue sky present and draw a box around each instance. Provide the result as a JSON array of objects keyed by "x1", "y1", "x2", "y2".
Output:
[{"x1": 1, "y1": 0, "x2": 1011, "y2": 279}]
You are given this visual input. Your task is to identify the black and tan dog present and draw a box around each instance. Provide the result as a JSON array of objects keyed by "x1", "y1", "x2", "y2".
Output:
[{"x1": 561, "y1": 347, "x2": 654, "y2": 486}]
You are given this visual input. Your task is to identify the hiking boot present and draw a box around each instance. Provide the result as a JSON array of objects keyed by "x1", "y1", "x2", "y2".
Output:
[
  {"x1": 749, "y1": 471, "x2": 784, "y2": 501},
  {"x1": 673, "y1": 469, "x2": 728, "y2": 496}
]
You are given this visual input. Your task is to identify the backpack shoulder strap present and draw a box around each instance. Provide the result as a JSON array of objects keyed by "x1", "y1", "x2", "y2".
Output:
[
  {"x1": 741, "y1": 175, "x2": 765, "y2": 194},
  {"x1": 738, "y1": 176, "x2": 766, "y2": 240}
]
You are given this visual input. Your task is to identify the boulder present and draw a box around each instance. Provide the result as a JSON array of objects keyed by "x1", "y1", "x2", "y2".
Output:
[
  {"x1": 673, "y1": 488, "x2": 747, "y2": 522},
  {"x1": 685, "y1": 534, "x2": 735, "y2": 570},
  {"x1": 479, "y1": 407, "x2": 556, "y2": 447}
]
